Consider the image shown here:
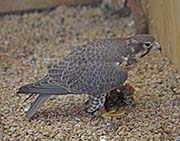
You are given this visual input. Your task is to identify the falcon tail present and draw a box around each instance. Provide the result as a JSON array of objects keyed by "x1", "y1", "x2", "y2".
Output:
[
  {"x1": 16, "y1": 77, "x2": 71, "y2": 119},
  {"x1": 16, "y1": 76, "x2": 70, "y2": 95},
  {"x1": 16, "y1": 83, "x2": 69, "y2": 95},
  {"x1": 26, "y1": 94, "x2": 49, "y2": 120}
]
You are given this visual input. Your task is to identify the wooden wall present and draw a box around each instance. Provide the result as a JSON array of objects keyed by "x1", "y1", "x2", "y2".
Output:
[{"x1": 141, "y1": 0, "x2": 180, "y2": 73}]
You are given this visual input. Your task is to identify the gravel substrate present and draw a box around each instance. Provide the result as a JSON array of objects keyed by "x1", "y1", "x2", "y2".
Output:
[{"x1": 0, "y1": 5, "x2": 180, "y2": 141}]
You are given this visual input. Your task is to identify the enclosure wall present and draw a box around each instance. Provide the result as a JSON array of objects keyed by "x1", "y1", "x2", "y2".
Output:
[{"x1": 141, "y1": 0, "x2": 180, "y2": 73}]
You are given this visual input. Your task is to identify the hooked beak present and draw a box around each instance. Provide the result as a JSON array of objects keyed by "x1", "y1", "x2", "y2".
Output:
[{"x1": 152, "y1": 41, "x2": 161, "y2": 51}]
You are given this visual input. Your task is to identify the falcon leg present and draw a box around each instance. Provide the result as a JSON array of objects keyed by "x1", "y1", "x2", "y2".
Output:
[
  {"x1": 86, "y1": 93, "x2": 117, "y2": 119},
  {"x1": 102, "y1": 83, "x2": 135, "y2": 119},
  {"x1": 86, "y1": 93, "x2": 107, "y2": 114}
]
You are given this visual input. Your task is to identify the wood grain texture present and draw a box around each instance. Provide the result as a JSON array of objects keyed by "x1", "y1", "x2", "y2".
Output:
[{"x1": 141, "y1": 0, "x2": 180, "y2": 73}]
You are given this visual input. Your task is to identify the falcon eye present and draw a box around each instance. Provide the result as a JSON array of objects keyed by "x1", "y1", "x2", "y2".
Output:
[{"x1": 144, "y1": 42, "x2": 151, "y2": 47}]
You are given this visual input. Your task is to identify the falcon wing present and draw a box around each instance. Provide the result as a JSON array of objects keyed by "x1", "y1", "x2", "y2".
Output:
[{"x1": 48, "y1": 62, "x2": 128, "y2": 95}]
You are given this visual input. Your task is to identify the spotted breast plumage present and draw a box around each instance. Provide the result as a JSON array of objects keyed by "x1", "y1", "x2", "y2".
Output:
[{"x1": 17, "y1": 34, "x2": 161, "y2": 119}]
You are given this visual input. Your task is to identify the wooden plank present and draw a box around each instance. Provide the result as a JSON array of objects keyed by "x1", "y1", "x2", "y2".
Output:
[
  {"x1": 141, "y1": 0, "x2": 180, "y2": 73},
  {"x1": 0, "y1": 0, "x2": 101, "y2": 14},
  {"x1": 173, "y1": 0, "x2": 180, "y2": 70}
]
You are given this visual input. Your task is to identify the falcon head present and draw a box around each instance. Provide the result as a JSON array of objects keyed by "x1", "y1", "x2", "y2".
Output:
[{"x1": 129, "y1": 34, "x2": 161, "y2": 58}]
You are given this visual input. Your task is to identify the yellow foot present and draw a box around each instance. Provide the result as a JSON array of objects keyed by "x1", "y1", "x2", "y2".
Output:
[
  {"x1": 101, "y1": 110, "x2": 118, "y2": 119},
  {"x1": 101, "y1": 109, "x2": 127, "y2": 119}
]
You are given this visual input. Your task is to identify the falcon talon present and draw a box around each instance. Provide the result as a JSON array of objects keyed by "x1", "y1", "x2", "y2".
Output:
[{"x1": 16, "y1": 34, "x2": 161, "y2": 119}]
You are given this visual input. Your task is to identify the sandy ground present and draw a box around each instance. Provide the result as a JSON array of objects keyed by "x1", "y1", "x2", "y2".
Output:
[{"x1": 0, "y1": 5, "x2": 180, "y2": 141}]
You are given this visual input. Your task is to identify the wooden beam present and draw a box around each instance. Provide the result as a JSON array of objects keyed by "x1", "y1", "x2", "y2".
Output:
[
  {"x1": 141, "y1": 0, "x2": 180, "y2": 73},
  {"x1": 0, "y1": 0, "x2": 101, "y2": 14}
]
